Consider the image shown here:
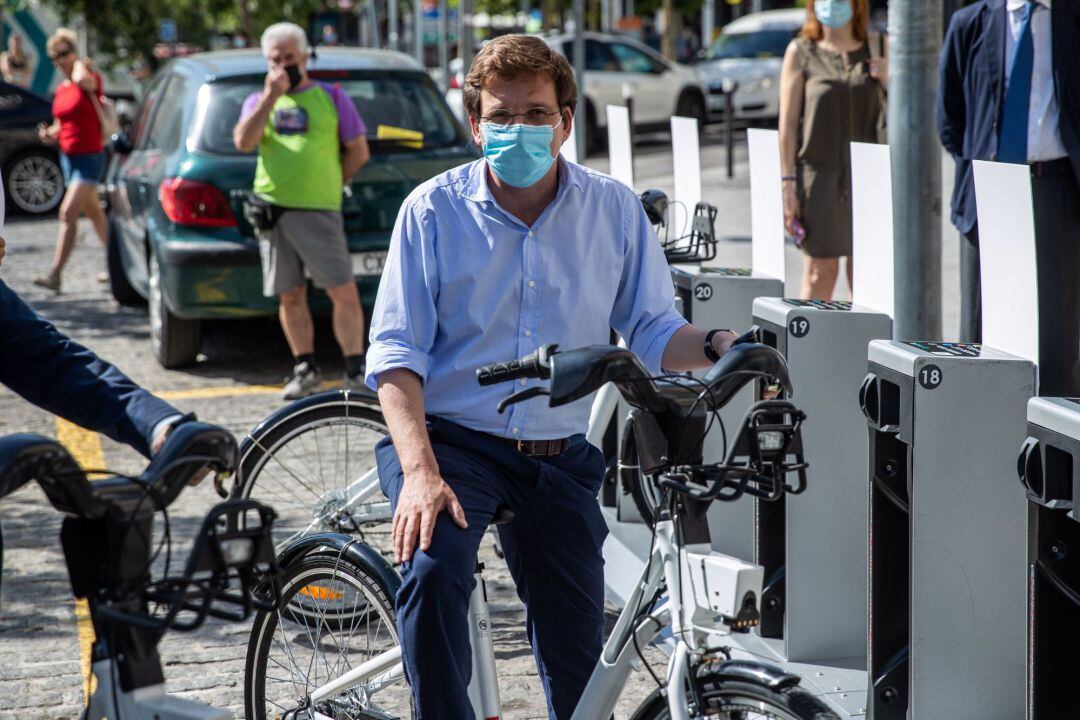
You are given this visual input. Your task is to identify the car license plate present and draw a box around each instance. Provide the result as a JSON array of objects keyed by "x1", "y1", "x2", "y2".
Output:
[{"x1": 352, "y1": 251, "x2": 387, "y2": 277}]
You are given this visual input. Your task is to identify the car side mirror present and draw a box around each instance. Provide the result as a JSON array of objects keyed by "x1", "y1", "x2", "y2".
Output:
[{"x1": 110, "y1": 131, "x2": 133, "y2": 155}]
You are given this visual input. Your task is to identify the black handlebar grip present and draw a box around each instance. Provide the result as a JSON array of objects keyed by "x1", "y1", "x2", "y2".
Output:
[{"x1": 476, "y1": 352, "x2": 539, "y2": 386}]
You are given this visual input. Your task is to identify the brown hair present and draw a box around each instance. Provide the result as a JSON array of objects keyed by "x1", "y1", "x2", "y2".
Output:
[
  {"x1": 46, "y1": 28, "x2": 77, "y2": 56},
  {"x1": 800, "y1": 0, "x2": 870, "y2": 43},
  {"x1": 463, "y1": 34, "x2": 578, "y2": 119}
]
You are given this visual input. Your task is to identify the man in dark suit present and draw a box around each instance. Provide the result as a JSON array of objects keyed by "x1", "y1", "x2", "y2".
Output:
[
  {"x1": 937, "y1": 0, "x2": 1080, "y2": 395},
  {"x1": 0, "y1": 271, "x2": 182, "y2": 458}
]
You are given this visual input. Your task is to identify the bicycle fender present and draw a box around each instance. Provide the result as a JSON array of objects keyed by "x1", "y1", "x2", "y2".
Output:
[
  {"x1": 698, "y1": 659, "x2": 801, "y2": 691},
  {"x1": 275, "y1": 531, "x2": 401, "y2": 597}
]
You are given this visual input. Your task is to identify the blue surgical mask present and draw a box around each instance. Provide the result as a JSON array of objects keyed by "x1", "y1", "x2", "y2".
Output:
[
  {"x1": 814, "y1": 0, "x2": 853, "y2": 29},
  {"x1": 480, "y1": 121, "x2": 559, "y2": 188}
]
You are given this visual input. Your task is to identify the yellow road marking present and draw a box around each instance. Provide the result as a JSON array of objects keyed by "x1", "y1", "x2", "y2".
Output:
[
  {"x1": 54, "y1": 418, "x2": 102, "y2": 703},
  {"x1": 155, "y1": 379, "x2": 340, "y2": 402}
]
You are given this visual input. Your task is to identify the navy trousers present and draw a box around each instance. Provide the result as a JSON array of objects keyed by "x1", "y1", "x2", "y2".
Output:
[{"x1": 376, "y1": 416, "x2": 609, "y2": 720}]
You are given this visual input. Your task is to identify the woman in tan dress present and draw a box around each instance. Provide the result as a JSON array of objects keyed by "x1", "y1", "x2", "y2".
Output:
[{"x1": 779, "y1": 0, "x2": 887, "y2": 300}]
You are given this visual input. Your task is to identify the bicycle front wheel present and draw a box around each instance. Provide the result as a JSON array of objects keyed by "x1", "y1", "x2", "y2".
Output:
[
  {"x1": 244, "y1": 550, "x2": 413, "y2": 720},
  {"x1": 236, "y1": 390, "x2": 394, "y2": 559},
  {"x1": 631, "y1": 675, "x2": 839, "y2": 720}
]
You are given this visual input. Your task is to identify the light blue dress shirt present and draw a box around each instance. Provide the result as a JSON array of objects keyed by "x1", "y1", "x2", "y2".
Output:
[{"x1": 365, "y1": 157, "x2": 687, "y2": 440}]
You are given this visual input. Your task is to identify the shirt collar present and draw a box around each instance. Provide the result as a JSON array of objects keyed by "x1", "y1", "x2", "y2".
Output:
[
  {"x1": 460, "y1": 154, "x2": 583, "y2": 204},
  {"x1": 1007, "y1": 0, "x2": 1050, "y2": 12}
]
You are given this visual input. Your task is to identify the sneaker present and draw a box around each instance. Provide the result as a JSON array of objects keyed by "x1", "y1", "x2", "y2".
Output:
[
  {"x1": 33, "y1": 274, "x2": 61, "y2": 293},
  {"x1": 282, "y1": 361, "x2": 321, "y2": 400}
]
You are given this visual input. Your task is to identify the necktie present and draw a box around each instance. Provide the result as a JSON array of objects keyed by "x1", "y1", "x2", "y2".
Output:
[{"x1": 998, "y1": 1, "x2": 1037, "y2": 164}]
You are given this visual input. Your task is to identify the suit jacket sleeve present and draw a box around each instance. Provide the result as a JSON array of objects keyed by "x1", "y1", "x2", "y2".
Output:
[
  {"x1": 0, "y1": 280, "x2": 180, "y2": 458},
  {"x1": 937, "y1": 12, "x2": 968, "y2": 158}
]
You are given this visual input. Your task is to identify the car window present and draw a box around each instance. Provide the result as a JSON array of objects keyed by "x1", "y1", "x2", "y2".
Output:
[
  {"x1": 145, "y1": 76, "x2": 190, "y2": 152},
  {"x1": 194, "y1": 73, "x2": 465, "y2": 155},
  {"x1": 132, "y1": 73, "x2": 170, "y2": 150},
  {"x1": 562, "y1": 40, "x2": 619, "y2": 72},
  {"x1": 706, "y1": 29, "x2": 796, "y2": 60},
  {"x1": 610, "y1": 43, "x2": 664, "y2": 74}
]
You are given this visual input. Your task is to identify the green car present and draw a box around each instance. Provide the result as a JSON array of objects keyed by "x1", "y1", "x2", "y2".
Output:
[{"x1": 105, "y1": 48, "x2": 477, "y2": 368}]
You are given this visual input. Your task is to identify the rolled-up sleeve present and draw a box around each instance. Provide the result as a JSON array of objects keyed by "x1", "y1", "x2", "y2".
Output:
[
  {"x1": 609, "y1": 192, "x2": 688, "y2": 375},
  {"x1": 365, "y1": 199, "x2": 440, "y2": 390}
]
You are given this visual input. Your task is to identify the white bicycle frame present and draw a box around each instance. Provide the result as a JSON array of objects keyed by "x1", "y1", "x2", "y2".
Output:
[{"x1": 299, "y1": 517, "x2": 756, "y2": 720}]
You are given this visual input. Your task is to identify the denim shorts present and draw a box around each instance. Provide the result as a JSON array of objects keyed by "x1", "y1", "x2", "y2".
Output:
[{"x1": 60, "y1": 151, "x2": 104, "y2": 185}]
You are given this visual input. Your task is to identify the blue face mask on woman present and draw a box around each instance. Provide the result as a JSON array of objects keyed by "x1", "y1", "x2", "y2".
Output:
[
  {"x1": 480, "y1": 120, "x2": 561, "y2": 188},
  {"x1": 814, "y1": 0, "x2": 853, "y2": 29}
]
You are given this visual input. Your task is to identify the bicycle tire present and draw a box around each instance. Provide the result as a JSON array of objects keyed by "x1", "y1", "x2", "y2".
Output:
[
  {"x1": 630, "y1": 675, "x2": 839, "y2": 720},
  {"x1": 244, "y1": 550, "x2": 414, "y2": 720},
  {"x1": 234, "y1": 390, "x2": 394, "y2": 559}
]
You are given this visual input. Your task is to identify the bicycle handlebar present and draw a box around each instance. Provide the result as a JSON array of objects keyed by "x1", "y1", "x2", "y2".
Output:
[{"x1": 476, "y1": 344, "x2": 558, "y2": 386}]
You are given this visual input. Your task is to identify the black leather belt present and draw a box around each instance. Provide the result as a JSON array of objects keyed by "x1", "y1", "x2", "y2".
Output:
[
  {"x1": 500, "y1": 437, "x2": 573, "y2": 457},
  {"x1": 1030, "y1": 157, "x2": 1072, "y2": 178}
]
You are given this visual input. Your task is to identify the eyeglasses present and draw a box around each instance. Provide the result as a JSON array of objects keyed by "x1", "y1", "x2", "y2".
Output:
[
  {"x1": 479, "y1": 108, "x2": 563, "y2": 127},
  {"x1": 49, "y1": 47, "x2": 72, "y2": 61}
]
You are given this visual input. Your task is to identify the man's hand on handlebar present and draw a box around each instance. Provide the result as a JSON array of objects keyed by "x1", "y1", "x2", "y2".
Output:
[
  {"x1": 152, "y1": 418, "x2": 211, "y2": 486},
  {"x1": 392, "y1": 468, "x2": 468, "y2": 564}
]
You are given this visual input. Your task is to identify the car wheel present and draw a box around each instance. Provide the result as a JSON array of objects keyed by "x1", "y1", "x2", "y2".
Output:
[
  {"x1": 675, "y1": 91, "x2": 707, "y2": 133},
  {"x1": 4, "y1": 149, "x2": 65, "y2": 215},
  {"x1": 107, "y1": 222, "x2": 144, "y2": 306},
  {"x1": 149, "y1": 251, "x2": 201, "y2": 368}
]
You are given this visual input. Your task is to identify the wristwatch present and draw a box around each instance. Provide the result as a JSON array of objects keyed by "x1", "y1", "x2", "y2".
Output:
[{"x1": 704, "y1": 329, "x2": 731, "y2": 363}]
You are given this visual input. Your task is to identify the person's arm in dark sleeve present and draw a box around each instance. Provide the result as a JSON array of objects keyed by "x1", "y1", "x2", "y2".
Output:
[
  {"x1": 937, "y1": 13, "x2": 967, "y2": 158},
  {"x1": 0, "y1": 280, "x2": 181, "y2": 458}
]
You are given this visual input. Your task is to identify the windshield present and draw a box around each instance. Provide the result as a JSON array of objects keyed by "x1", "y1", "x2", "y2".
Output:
[
  {"x1": 707, "y1": 29, "x2": 794, "y2": 60},
  {"x1": 195, "y1": 72, "x2": 466, "y2": 155}
]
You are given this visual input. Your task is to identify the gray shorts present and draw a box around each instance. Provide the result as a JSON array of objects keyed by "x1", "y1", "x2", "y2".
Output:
[{"x1": 257, "y1": 209, "x2": 353, "y2": 297}]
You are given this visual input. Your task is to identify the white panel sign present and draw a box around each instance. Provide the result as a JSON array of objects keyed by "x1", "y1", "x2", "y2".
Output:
[
  {"x1": 671, "y1": 116, "x2": 702, "y2": 227},
  {"x1": 850, "y1": 142, "x2": 894, "y2": 318},
  {"x1": 606, "y1": 105, "x2": 634, "y2": 189},
  {"x1": 972, "y1": 160, "x2": 1039, "y2": 366},
  {"x1": 746, "y1": 128, "x2": 785, "y2": 281}
]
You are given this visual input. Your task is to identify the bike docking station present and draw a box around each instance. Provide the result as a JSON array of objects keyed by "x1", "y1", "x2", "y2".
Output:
[
  {"x1": 744, "y1": 144, "x2": 893, "y2": 675},
  {"x1": 1019, "y1": 398, "x2": 1080, "y2": 719},
  {"x1": 859, "y1": 159, "x2": 1041, "y2": 720}
]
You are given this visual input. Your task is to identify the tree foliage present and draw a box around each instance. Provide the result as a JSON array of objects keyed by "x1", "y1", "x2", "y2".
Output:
[{"x1": 41, "y1": 0, "x2": 326, "y2": 68}]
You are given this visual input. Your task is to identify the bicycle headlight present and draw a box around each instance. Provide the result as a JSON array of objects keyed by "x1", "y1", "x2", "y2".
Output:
[
  {"x1": 220, "y1": 537, "x2": 256, "y2": 566},
  {"x1": 756, "y1": 430, "x2": 787, "y2": 454}
]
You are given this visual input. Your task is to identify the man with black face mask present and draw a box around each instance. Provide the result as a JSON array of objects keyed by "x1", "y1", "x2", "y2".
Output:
[{"x1": 234, "y1": 22, "x2": 371, "y2": 399}]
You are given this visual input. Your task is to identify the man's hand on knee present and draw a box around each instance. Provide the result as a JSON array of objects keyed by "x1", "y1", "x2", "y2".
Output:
[{"x1": 392, "y1": 469, "x2": 468, "y2": 564}]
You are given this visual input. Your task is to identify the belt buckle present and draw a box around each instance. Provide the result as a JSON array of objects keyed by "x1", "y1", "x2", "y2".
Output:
[{"x1": 516, "y1": 439, "x2": 527, "y2": 455}]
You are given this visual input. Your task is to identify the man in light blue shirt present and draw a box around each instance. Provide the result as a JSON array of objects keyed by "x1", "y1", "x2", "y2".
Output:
[{"x1": 366, "y1": 35, "x2": 738, "y2": 719}]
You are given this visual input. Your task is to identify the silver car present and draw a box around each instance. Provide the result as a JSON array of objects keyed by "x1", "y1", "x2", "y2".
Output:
[{"x1": 695, "y1": 8, "x2": 803, "y2": 122}]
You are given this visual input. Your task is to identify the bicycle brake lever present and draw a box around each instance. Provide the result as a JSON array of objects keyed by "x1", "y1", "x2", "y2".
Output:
[{"x1": 496, "y1": 387, "x2": 550, "y2": 414}]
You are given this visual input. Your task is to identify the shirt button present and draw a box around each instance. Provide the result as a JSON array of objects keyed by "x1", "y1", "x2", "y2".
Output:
[
  {"x1": 527, "y1": 230, "x2": 535, "y2": 238},
  {"x1": 524, "y1": 329, "x2": 532, "y2": 337},
  {"x1": 519, "y1": 378, "x2": 527, "y2": 385},
  {"x1": 512, "y1": 427, "x2": 521, "y2": 434},
  {"x1": 528, "y1": 280, "x2": 536, "y2": 288}
]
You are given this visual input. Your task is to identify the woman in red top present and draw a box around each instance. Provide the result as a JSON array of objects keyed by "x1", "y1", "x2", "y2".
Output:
[{"x1": 33, "y1": 28, "x2": 110, "y2": 293}]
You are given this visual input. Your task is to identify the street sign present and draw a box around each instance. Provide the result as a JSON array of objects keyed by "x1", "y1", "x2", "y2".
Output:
[{"x1": 159, "y1": 19, "x2": 177, "y2": 43}]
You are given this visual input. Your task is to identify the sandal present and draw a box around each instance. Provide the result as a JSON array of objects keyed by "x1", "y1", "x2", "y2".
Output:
[{"x1": 33, "y1": 274, "x2": 61, "y2": 293}]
